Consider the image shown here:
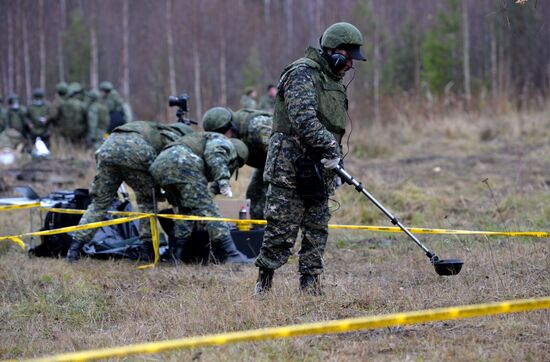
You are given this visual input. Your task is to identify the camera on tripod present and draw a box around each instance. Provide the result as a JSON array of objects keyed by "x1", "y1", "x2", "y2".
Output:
[
  {"x1": 168, "y1": 93, "x2": 197, "y2": 125},
  {"x1": 168, "y1": 94, "x2": 189, "y2": 112}
]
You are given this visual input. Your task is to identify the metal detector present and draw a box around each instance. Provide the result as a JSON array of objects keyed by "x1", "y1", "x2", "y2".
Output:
[{"x1": 335, "y1": 165, "x2": 464, "y2": 276}]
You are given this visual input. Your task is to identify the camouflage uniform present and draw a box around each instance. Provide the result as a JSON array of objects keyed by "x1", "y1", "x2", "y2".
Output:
[
  {"x1": 232, "y1": 109, "x2": 272, "y2": 219},
  {"x1": 150, "y1": 132, "x2": 236, "y2": 244},
  {"x1": 240, "y1": 94, "x2": 257, "y2": 110},
  {"x1": 149, "y1": 132, "x2": 250, "y2": 263},
  {"x1": 258, "y1": 94, "x2": 276, "y2": 112},
  {"x1": 0, "y1": 97, "x2": 7, "y2": 132},
  {"x1": 67, "y1": 121, "x2": 191, "y2": 261},
  {"x1": 51, "y1": 85, "x2": 88, "y2": 142},
  {"x1": 27, "y1": 90, "x2": 51, "y2": 144},
  {"x1": 86, "y1": 90, "x2": 110, "y2": 148},
  {"x1": 5, "y1": 95, "x2": 29, "y2": 137},
  {"x1": 255, "y1": 46, "x2": 348, "y2": 277}
]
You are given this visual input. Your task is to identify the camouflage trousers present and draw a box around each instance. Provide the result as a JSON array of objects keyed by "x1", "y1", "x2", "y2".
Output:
[
  {"x1": 149, "y1": 146, "x2": 230, "y2": 246},
  {"x1": 255, "y1": 184, "x2": 330, "y2": 276},
  {"x1": 246, "y1": 167, "x2": 268, "y2": 220},
  {"x1": 72, "y1": 164, "x2": 155, "y2": 244}
]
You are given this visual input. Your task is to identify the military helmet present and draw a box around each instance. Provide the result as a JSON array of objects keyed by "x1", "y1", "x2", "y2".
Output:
[
  {"x1": 87, "y1": 89, "x2": 100, "y2": 100},
  {"x1": 230, "y1": 138, "x2": 249, "y2": 167},
  {"x1": 32, "y1": 88, "x2": 45, "y2": 98},
  {"x1": 202, "y1": 107, "x2": 233, "y2": 132},
  {"x1": 99, "y1": 81, "x2": 113, "y2": 91},
  {"x1": 69, "y1": 82, "x2": 83, "y2": 96},
  {"x1": 321, "y1": 22, "x2": 366, "y2": 61},
  {"x1": 56, "y1": 82, "x2": 69, "y2": 96},
  {"x1": 167, "y1": 122, "x2": 194, "y2": 137},
  {"x1": 7, "y1": 93, "x2": 19, "y2": 102}
]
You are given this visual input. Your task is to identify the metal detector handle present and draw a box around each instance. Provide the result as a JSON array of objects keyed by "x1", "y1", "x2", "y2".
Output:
[{"x1": 334, "y1": 165, "x2": 435, "y2": 260}]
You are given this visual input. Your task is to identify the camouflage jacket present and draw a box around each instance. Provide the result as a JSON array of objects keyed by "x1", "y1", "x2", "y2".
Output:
[
  {"x1": 87, "y1": 100, "x2": 109, "y2": 141},
  {"x1": 160, "y1": 131, "x2": 237, "y2": 187},
  {"x1": 55, "y1": 98, "x2": 87, "y2": 140},
  {"x1": 27, "y1": 101, "x2": 51, "y2": 136},
  {"x1": 264, "y1": 46, "x2": 346, "y2": 190},
  {"x1": 258, "y1": 94, "x2": 275, "y2": 112},
  {"x1": 98, "y1": 122, "x2": 186, "y2": 171},
  {"x1": 102, "y1": 90, "x2": 124, "y2": 114},
  {"x1": 0, "y1": 107, "x2": 8, "y2": 132},
  {"x1": 233, "y1": 109, "x2": 272, "y2": 169},
  {"x1": 240, "y1": 94, "x2": 257, "y2": 110},
  {"x1": 6, "y1": 107, "x2": 29, "y2": 135}
]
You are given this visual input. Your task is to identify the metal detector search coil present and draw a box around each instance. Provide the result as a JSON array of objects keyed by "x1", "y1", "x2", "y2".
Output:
[{"x1": 334, "y1": 165, "x2": 464, "y2": 276}]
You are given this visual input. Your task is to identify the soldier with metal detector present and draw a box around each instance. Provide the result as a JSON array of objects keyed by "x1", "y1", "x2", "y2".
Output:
[{"x1": 253, "y1": 22, "x2": 367, "y2": 295}]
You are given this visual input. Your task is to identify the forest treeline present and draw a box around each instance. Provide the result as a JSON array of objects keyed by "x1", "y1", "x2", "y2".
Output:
[{"x1": 0, "y1": 0, "x2": 547, "y2": 122}]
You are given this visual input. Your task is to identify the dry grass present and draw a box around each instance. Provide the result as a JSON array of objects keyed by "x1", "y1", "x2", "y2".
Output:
[{"x1": 1, "y1": 107, "x2": 549, "y2": 361}]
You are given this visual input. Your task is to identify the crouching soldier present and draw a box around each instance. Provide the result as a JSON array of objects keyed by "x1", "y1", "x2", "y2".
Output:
[
  {"x1": 149, "y1": 131, "x2": 252, "y2": 264},
  {"x1": 66, "y1": 121, "x2": 192, "y2": 262},
  {"x1": 202, "y1": 107, "x2": 272, "y2": 221}
]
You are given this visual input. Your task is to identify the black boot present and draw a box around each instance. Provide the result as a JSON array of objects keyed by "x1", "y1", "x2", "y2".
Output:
[
  {"x1": 214, "y1": 236, "x2": 253, "y2": 264},
  {"x1": 254, "y1": 267, "x2": 274, "y2": 295},
  {"x1": 66, "y1": 239, "x2": 84, "y2": 263},
  {"x1": 167, "y1": 236, "x2": 190, "y2": 263},
  {"x1": 299, "y1": 274, "x2": 322, "y2": 295}
]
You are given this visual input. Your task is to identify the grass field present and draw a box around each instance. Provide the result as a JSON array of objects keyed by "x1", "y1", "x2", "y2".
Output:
[{"x1": 1, "y1": 107, "x2": 549, "y2": 360}]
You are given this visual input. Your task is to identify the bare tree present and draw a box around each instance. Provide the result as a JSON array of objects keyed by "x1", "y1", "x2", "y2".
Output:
[
  {"x1": 192, "y1": 0, "x2": 203, "y2": 119},
  {"x1": 58, "y1": 0, "x2": 66, "y2": 82},
  {"x1": 22, "y1": 3, "x2": 31, "y2": 101},
  {"x1": 7, "y1": 7, "x2": 14, "y2": 92},
  {"x1": 462, "y1": 0, "x2": 471, "y2": 104},
  {"x1": 490, "y1": 13, "x2": 498, "y2": 99},
  {"x1": 39, "y1": 0, "x2": 46, "y2": 90},
  {"x1": 90, "y1": 1, "x2": 99, "y2": 89},
  {"x1": 121, "y1": 0, "x2": 130, "y2": 100},
  {"x1": 219, "y1": 1, "x2": 228, "y2": 106},
  {"x1": 166, "y1": 0, "x2": 176, "y2": 96}
]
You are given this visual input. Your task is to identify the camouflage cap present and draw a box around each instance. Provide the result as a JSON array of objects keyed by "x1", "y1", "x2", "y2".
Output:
[
  {"x1": 99, "y1": 81, "x2": 113, "y2": 91},
  {"x1": 202, "y1": 107, "x2": 233, "y2": 132},
  {"x1": 87, "y1": 89, "x2": 100, "y2": 100},
  {"x1": 69, "y1": 82, "x2": 83, "y2": 96},
  {"x1": 32, "y1": 88, "x2": 45, "y2": 98},
  {"x1": 230, "y1": 138, "x2": 249, "y2": 167},
  {"x1": 321, "y1": 22, "x2": 366, "y2": 61},
  {"x1": 56, "y1": 82, "x2": 69, "y2": 95},
  {"x1": 7, "y1": 93, "x2": 19, "y2": 102}
]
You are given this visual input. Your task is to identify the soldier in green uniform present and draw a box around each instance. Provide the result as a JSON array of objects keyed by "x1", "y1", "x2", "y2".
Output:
[
  {"x1": 240, "y1": 87, "x2": 258, "y2": 109},
  {"x1": 5, "y1": 94, "x2": 29, "y2": 139},
  {"x1": 254, "y1": 22, "x2": 366, "y2": 295},
  {"x1": 99, "y1": 81, "x2": 126, "y2": 132},
  {"x1": 202, "y1": 107, "x2": 272, "y2": 220},
  {"x1": 0, "y1": 95, "x2": 8, "y2": 132},
  {"x1": 26, "y1": 88, "x2": 51, "y2": 146},
  {"x1": 66, "y1": 121, "x2": 193, "y2": 262},
  {"x1": 149, "y1": 131, "x2": 252, "y2": 264},
  {"x1": 86, "y1": 89, "x2": 110, "y2": 148},
  {"x1": 51, "y1": 83, "x2": 88, "y2": 143},
  {"x1": 258, "y1": 84, "x2": 277, "y2": 113},
  {"x1": 48, "y1": 82, "x2": 69, "y2": 130}
]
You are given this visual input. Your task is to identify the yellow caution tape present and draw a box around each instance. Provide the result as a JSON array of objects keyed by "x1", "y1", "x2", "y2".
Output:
[
  {"x1": 138, "y1": 215, "x2": 161, "y2": 269},
  {"x1": 0, "y1": 202, "x2": 40, "y2": 211},
  {"x1": 0, "y1": 215, "x2": 149, "y2": 252},
  {"x1": 40, "y1": 208, "x2": 550, "y2": 238},
  {"x1": 19, "y1": 296, "x2": 550, "y2": 362}
]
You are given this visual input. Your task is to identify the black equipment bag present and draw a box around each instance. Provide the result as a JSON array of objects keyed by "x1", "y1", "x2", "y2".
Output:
[
  {"x1": 294, "y1": 155, "x2": 326, "y2": 203},
  {"x1": 29, "y1": 188, "x2": 144, "y2": 259},
  {"x1": 157, "y1": 208, "x2": 263, "y2": 264}
]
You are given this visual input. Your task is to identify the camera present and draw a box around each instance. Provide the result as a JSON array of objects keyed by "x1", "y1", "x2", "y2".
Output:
[{"x1": 168, "y1": 93, "x2": 190, "y2": 112}]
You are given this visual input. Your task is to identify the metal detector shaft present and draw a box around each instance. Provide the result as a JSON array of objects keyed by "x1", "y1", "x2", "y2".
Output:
[{"x1": 335, "y1": 165, "x2": 437, "y2": 260}]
